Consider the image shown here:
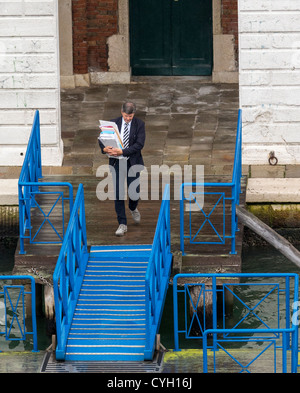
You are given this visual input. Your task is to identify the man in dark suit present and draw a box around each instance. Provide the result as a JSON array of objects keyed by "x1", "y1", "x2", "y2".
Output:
[{"x1": 98, "y1": 101, "x2": 145, "y2": 236}]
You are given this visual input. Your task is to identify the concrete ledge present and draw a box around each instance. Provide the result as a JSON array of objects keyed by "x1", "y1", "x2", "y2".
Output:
[
  {"x1": 246, "y1": 178, "x2": 300, "y2": 203},
  {"x1": 90, "y1": 71, "x2": 131, "y2": 85},
  {"x1": 0, "y1": 179, "x2": 19, "y2": 205}
]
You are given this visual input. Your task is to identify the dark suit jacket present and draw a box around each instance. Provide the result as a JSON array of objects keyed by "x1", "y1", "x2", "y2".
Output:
[{"x1": 99, "y1": 116, "x2": 145, "y2": 168}]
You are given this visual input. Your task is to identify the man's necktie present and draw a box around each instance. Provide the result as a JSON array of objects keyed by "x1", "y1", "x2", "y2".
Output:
[{"x1": 123, "y1": 122, "x2": 129, "y2": 148}]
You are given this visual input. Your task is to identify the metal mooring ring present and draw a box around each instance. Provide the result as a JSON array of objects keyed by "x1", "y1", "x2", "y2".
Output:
[{"x1": 268, "y1": 151, "x2": 278, "y2": 166}]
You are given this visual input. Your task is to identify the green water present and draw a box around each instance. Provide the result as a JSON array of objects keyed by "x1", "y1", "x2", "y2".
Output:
[{"x1": 0, "y1": 237, "x2": 300, "y2": 364}]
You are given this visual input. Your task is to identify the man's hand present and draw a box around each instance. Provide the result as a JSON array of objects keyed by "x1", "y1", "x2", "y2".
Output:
[
  {"x1": 109, "y1": 148, "x2": 123, "y2": 156},
  {"x1": 103, "y1": 146, "x2": 113, "y2": 154}
]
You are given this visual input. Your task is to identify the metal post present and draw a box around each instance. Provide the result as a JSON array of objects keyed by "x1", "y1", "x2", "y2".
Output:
[
  {"x1": 212, "y1": 276, "x2": 218, "y2": 352},
  {"x1": 282, "y1": 332, "x2": 287, "y2": 373},
  {"x1": 30, "y1": 277, "x2": 38, "y2": 352},
  {"x1": 180, "y1": 184, "x2": 185, "y2": 255},
  {"x1": 203, "y1": 331, "x2": 208, "y2": 373},
  {"x1": 173, "y1": 275, "x2": 180, "y2": 352},
  {"x1": 230, "y1": 184, "x2": 237, "y2": 255}
]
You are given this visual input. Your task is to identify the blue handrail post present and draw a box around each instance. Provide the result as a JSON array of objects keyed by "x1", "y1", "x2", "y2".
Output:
[
  {"x1": 282, "y1": 332, "x2": 287, "y2": 373},
  {"x1": 180, "y1": 184, "x2": 185, "y2": 256},
  {"x1": 173, "y1": 275, "x2": 180, "y2": 352},
  {"x1": 203, "y1": 331, "x2": 208, "y2": 373},
  {"x1": 230, "y1": 184, "x2": 237, "y2": 255},
  {"x1": 35, "y1": 111, "x2": 42, "y2": 180},
  {"x1": 291, "y1": 273, "x2": 299, "y2": 373},
  {"x1": 29, "y1": 275, "x2": 38, "y2": 352},
  {"x1": 285, "y1": 276, "x2": 290, "y2": 349},
  {"x1": 212, "y1": 275, "x2": 218, "y2": 352}
]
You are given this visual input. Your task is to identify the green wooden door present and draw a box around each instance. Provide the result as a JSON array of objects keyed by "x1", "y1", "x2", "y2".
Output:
[{"x1": 129, "y1": 0, "x2": 213, "y2": 76}]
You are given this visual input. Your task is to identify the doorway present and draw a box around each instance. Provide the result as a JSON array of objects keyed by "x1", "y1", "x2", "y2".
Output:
[{"x1": 129, "y1": 0, "x2": 213, "y2": 76}]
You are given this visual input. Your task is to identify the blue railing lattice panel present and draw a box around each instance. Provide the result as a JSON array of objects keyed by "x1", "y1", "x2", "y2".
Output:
[
  {"x1": 29, "y1": 191, "x2": 65, "y2": 243},
  {"x1": 222, "y1": 283, "x2": 281, "y2": 339},
  {"x1": 4, "y1": 286, "x2": 25, "y2": 341},
  {"x1": 173, "y1": 273, "x2": 299, "y2": 373},
  {"x1": 0, "y1": 276, "x2": 38, "y2": 352},
  {"x1": 185, "y1": 283, "x2": 206, "y2": 337},
  {"x1": 188, "y1": 191, "x2": 226, "y2": 245}
]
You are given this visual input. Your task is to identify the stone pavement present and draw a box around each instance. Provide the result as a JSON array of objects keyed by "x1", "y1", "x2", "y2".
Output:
[
  {"x1": 58, "y1": 76, "x2": 239, "y2": 177},
  {"x1": 0, "y1": 77, "x2": 239, "y2": 181}
]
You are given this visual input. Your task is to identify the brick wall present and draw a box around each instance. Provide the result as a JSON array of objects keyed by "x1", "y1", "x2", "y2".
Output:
[
  {"x1": 72, "y1": 0, "x2": 88, "y2": 74},
  {"x1": 72, "y1": 0, "x2": 118, "y2": 74},
  {"x1": 239, "y1": 0, "x2": 300, "y2": 165},
  {"x1": 0, "y1": 0, "x2": 63, "y2": 166},
  {"x1": 221, "y1": 0, "x2": 238, "y2": 63}
]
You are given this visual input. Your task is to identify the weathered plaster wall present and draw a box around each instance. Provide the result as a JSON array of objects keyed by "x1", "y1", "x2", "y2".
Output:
[
  {"x1": 239, "y1": 0, "x2": 300, "y2": 166},
  {"x1": 212, "y1": 0, "x2": 238, "y2": 83},
  {"x1": 0, "y1": 0, "x2": 63, "y2": 166}
]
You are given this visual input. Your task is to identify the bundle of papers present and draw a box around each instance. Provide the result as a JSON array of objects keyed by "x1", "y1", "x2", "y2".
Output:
[{"x1": 98, "y1": 120, "x2": 123, "y2": 159}]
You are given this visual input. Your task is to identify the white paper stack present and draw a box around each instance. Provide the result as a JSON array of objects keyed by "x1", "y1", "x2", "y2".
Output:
[{"x1": 98, "y1": 120, "x2": 124, "y2": 159}]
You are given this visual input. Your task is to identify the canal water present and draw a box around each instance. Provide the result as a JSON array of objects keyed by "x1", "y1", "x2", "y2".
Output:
[{"x1": 0, "y1": 236, "x2": 299, "y2": 372}]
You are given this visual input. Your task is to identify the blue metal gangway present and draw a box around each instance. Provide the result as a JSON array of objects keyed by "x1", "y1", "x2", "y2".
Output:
[{"x1": 53, "y1": 184, "x2": 172, "y2": 361}]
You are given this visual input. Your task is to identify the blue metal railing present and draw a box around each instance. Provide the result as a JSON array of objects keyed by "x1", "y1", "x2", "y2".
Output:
[
  {"x1": 145, "y1": 184, "x2": 172, "y2": 359},
  {"x1": 203, "y1": 328, "x2": 298, "y2": 373},
  {"x1": 145, "y1": 184, "x2": 173, "y2": 360},
  {"x1": 53, "y1": 184, "x2": 89, "y2": 360},
  {"x1": 18, "y1": 110, "x2": 74, "y2": 254},
  {"x1": 0, "y1": 275, "x2": 38, "y2": 352},
  {"x1": 180, "y1": 109, "x2": 242, "y2": 255},
  {"x1": 173, "y1": 273, "x2": 299, "y2": 373}
]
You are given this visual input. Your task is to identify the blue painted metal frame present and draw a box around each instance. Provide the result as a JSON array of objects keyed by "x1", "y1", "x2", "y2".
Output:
[
  {"x1": 180, "y1": 109, "x2": 242, "y2": 255},
  {"x1": 53, "y1": 183, "x2": 89, "y2": 360},
  {"x1": 4, "y1": 286, "x2": 25, "y2": 341},
  {"x1": 145, "y1": 184, "x2": 173, "y2": 360},
  {"x1": 0, "y1": 275, "x2": 38, "y2": 352},
  {"x1": 203, "y1": 328, "x2": 298, "y2": 373},
  {"x1": 18, "y1": 110, "x2": 74, "y2": 254},
  {"x1": 173, "y1": 273, "x2": 299, "y2": 373},
  {"x1": 53, "y1": 183, "x2": 172, "y2": 361},
  {"x1": 189, "y1": 191, "x2": 226, "y2": 245},
  {"x1": 29, "y1": 191, "x2": 65, "y2": 243}
]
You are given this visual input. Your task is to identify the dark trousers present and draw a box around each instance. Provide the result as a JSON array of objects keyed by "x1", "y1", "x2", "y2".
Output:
[{"x1": 112, "y1": 159, "x2": 140, "y2": 225}]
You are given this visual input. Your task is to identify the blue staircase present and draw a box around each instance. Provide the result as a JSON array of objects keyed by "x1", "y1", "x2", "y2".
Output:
[
  {"x1": 65, "y1": 245, "x2": 152, "y2": 361},
  {"x1": 53, "y1": 183, "x2": 172, "y2": 362}
]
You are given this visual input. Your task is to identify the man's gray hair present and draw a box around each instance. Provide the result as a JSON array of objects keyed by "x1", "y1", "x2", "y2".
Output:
[{"x1": 121, "y1": 101, "x2": 136, "y2": 114}]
